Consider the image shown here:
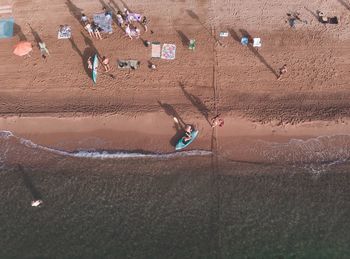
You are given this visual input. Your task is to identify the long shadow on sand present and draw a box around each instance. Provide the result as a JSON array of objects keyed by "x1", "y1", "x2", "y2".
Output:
[
  {"x1": 65, "y1": 0, "x2": 83, "y2": 23},
  {"x1": 337, "y1": 0, "x2": 350, "y2": 11},
  {"x1": 157, "y1": 100, "x2": 187, "y2": 147},
  {"x1": 69, "y1": 37, "x2": 94, "y2": 79},
  {"x1": 80, "y1": 31, "x2": 101, "y2": 57},
  {"x1": 28, "y1": 24, "x2": 43, "y2": 49},
  {"x1": 179, "y1": 82, "x2": 211, "y2": 125},
  {"x1": 228, "y1": 28, "x2": 240, "y2": 43},
  {"x1": 238, "y1": 29, "x2": 278, "y2": 78},
  {"x1": 18, "y1": 165, "x2": 42, "y2": 201},
  {"x1": 176, "y1": 30, "x2": 190, "y2": 46},
  {"x1": 13, "y1": 23, "x2": 27, "y2": 41},
  {"x1": 109, "y1": 0, "x2": 122, "y2": 12},
  {"x1": 186, "y1": 9, "x2": 222, "y2": 45}
]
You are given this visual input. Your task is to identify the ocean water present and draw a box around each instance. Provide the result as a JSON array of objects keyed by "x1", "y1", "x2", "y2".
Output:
[{"x1": 0, "y1": 131, "x2": 349, "y2": 258}]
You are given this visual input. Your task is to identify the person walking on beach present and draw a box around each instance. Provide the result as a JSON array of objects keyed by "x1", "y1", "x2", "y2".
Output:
[
  {"x1": 277, "y1": 64, "x2": 287, "y2": 80},
  {"x1": 211, "y1": 115, "x2": 224, "y2": 128},
  {"x1": 102, "y1": 56, "x2": 111, "y2": 72}
]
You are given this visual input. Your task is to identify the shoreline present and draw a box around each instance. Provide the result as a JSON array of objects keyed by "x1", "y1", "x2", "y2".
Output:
[{"x1": 1, "y1": 113, "x2": 350, "y2": 163}]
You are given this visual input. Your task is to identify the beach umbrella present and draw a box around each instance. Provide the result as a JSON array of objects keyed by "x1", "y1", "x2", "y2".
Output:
[{"x1": 13, "y1": 41, "x2": 32, "y2": 56}]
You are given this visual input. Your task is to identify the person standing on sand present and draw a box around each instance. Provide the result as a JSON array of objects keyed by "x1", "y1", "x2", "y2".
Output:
[
  {"x1": 87, "y1": 56, "x2": 93, "y2": 70},
  {"x1": 84, "y1": 21, "x2": 94, "y2": 38},
  {"x1": 102, "y1": 56, "x2": 111, "y2": 72},
  {"x1": 277, "y1": 64, "x2": 287, "y2": 80},
  {"x1": 92, "y1": 22, "x2": 103, "y2": 40}
]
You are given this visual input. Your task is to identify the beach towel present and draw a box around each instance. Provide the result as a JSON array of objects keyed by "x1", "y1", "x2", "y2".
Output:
[
  {"x1": 161, "y1": 44, "x2": 176, "y2": 60},
  {"x1": 151, "y1": 42, "x2": 161, "y2": 58},
  {"x1": 93, "y1": 12, "x2": 113, "y2": 33},
  {"x1": 58, "y1": 25, "x2": 71, "y2": 39},
  {"x1": 0, "y1": 17, "x2": 14, "y2": 39},
  {"x1": 117, "y1": 60, "x2": 140, "y2": 69}
]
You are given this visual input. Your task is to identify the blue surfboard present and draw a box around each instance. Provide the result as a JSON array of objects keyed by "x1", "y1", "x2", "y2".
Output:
[
  {"x1": 175, "y1": 130, "x2": 199, "y2": 151},
  {"x1": 92, "y1": 54, "x2": 98, "y2": 84}
]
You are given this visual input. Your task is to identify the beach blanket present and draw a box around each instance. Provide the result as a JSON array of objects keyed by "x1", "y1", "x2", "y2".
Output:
[
  {"x1": 151, "y1": 42, "x2": 161, "y2": 58},
  {"x1": 161, "y1": 44, "x2": 176, "y2": 60},
  {"x1": 93, "y1": 12, "x2": 113, "y2": 33},
  {"x1": 58, "y1": 25, "x2": 71, "y2": 39},
  {"x1": 117, "y1": 60, "x2": 140, "y2": 69},
  {"x1": 0, "y1": 17, "x2": 14, "y2": 39}
]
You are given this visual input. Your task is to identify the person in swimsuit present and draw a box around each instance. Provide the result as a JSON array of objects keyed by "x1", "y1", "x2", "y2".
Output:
[
  {"x1": 102, "y1": 56, "x2": 111, "y2": 72},
  {"x1": 183, "y1": 125, "x2": 193, "y2": 143},
  {"x1": 84, "y1": 21, "x2": 94, "y2": 38},
  {"x1": 92, "y1": 22, "x2": 103, "y2": 40},
  {"x1": 87, "y1": 56, "x2": 93, "y2": 70}
]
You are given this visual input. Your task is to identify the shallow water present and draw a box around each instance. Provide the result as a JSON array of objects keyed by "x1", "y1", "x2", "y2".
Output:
[{"x1": 0, "y1": 131, "x2": 349, "y2": 258}]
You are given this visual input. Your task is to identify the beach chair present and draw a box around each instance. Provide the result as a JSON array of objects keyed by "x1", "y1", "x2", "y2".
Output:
[{"x1": 253, "y1": 38, "x2": 261, "y2": 48}]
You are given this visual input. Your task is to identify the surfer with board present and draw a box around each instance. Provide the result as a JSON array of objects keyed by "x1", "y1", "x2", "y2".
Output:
[{"x1": 175, "y1": 124, "x2": 199, "y2": 151}]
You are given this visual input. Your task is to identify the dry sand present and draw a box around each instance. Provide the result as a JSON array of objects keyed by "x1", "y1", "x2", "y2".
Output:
[{"x1": 1, "y1": 0, "x2": 350, "y2": 154}]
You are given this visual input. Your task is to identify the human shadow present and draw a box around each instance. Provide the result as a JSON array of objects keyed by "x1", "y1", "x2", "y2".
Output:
[
  {"x1": 157, "y1": 101, "x2": 188, "y2": 146},
  {"x1": 179, "y1": 82, "x2": 211, "y2": 124},
  {"x1": 228, "y1": 28, "x2": 240, "y2": 43},
  {"x1": 239, "y1": 29, "x2": 278, "y2": 77},
  {"x1": 120, "y1": 0, "x2": 132, "y2": 12},
  {"x1": 80, "y1": 31, "x2": 101, "y2": 57},
  {"x1": 109, "y1": 0, "x2": 122, "y2": 12},
  {"x1": 186, "y1": 9, "x2": 222, "y2": 45},
  {"x1": 337, "y1": 0, "x2": 350, "y2": 11},
  {"x1": 170, "y1": 121, "x2": 185, "y2": 147},
  {"x1": 65, "y1": 0, "x2": 83, "y2": 23},
  {"x1": 13, "y1": 23, "x2": 27, "y2": 41},
  {"x1": 18, "y1": 165, "x2": 42, "y2": 201},
  {"x1": 28, "y1": 24, "x2": 42, "y2": 49},
  {"x1": 304, "y1": 7, "x2": 319, "y2": 20},
  {"x1": 69, "y1": 37, "x2": 93, "y2": 78},
  {"x1": 176, "y1": 30, "x2": 189, "y2": 46},
  {"x1": 158, "y1": 100, "x2": 186, "y2": 126}
]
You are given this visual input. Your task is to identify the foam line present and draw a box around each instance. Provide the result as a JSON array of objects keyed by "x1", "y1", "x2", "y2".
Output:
[{"x1": 1, "y1": 130, "x2": 212, "y2": 159}]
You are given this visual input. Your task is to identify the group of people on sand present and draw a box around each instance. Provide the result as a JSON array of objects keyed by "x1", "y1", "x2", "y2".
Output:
[
  {"x1": 81, "y1": 13, "x2": 103, "y2": 40},
  {"x1": 116, "y1": 8, "x2": 148, "y2": 39},
  {"x1": 80, "y1": 7, "x2": 148, "y2": 41},
  {"x1": 87, "y1": 55, "x2": 111, "y2": 73}
]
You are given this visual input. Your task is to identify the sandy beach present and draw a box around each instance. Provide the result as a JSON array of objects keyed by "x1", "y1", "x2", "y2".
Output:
[{"x1": 1, "y1": 0, "x2": 350, "y2": 257}]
